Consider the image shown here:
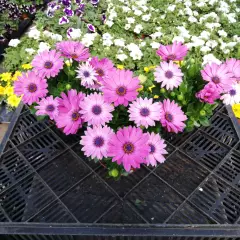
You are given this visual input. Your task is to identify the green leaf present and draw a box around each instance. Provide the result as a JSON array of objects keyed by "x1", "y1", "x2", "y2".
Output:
[{"x1": 199, "y1": 118, "x2": 210, "y2": 127}]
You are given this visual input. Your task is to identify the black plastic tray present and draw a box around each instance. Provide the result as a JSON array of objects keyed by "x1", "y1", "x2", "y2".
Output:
[{"x1": 0, "y1": 103, "x2": 240, "y2": 239}]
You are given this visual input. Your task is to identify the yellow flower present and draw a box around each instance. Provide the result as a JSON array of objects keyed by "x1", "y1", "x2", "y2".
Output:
[
  {"x1": 138, "y1": 74, "x2": 147, "y2": 84},
  {"x1": 65, "y1": 60, "x2": 72, "y2": 67},
  {"x1": 117, "y1": 65, "x2": 124, "y2": 70},
  {"x1": 144, "y1": 67, "x2": 150, "y2": 73},
  {"x1": 137, "y1": 85, "x2": 144, "y2": 92},
  {"x1": 7, "y1": 95, "x2": 21, "y2": 108},
  {"x1": 149, "y1": 65, "x2": 156, "y2": 70},
  {"x1": 0, "y1": 86, "x2": 4, "y2": 95},
  {"x1": 4, "y1": 86, "x2": 14, "y2": 96},
  {"x1": 12, "y1": 71, "x2": 22, "y2": 81},
  {"x1": 0, "y1": 72, "x2": 12, "y2": 82},
  {"x1": 154, "y1": 95, "x2": 159, "y2": 99},
  {"x1": 22, "y1": 63, "x2": 32, "y2": 70},
  {"x1": 148, "y1": 85, "x2": 155, "y2": 92},
  {"x1": 232, "y1": 104, "x2": 240, "y2": 118}
]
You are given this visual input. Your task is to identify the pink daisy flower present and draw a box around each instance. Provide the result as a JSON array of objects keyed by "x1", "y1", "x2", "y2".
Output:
[
  {"x1": 201, "y1": 63, "x2": 236, "y2": 92},
  {"x1": 80, "y1": 125, "x2": 114, "y2": 160},
  {"x1": 128, "y1": 97, "x2": 161, "y2": 128},
  {"x1": 35, "y1": 96, "x2": 59, "y2": 120},
  {"x1": 55, "y1": 89, "x2": 85, "y2": 135},
  {"x1": 32, "y1": 50, "x2": 64, "y2": 79},
  {"x1": 76, "y1": 62, "x2": 97, "y2": 87},
  {"x1": 154, "y1": 61, "x2": 183, "y2": 90},
  {"x1": 145, "y1": 133, "x2": 168, "y2": 167},
  {"x1": 102, "y1": 69, "x2": 140, "y2": 107},
  {"x1": 160, "y1": 99, "x2": 187, "y2": 133},
  {"x1": 156, "y1": 41, "x2": 188, "y2": 61},
  {"x1": 14, "y1": 71, "x2": 48, "y2": 105},
  {"x1": 225, "y1": 58, "x2": 240, "y2": 81},
  {"x1": 56, "y1": 41, "x2": 90, "y2": 62},
  {"x1": 108, "y1": 126, "x2": 150, "y2": 172},
  {"x1": 80, "y1": 93, "x2": 114, "y2": 126},
  {"x1": 90, "y1": 57, "x2": 114, "y2": 82}
]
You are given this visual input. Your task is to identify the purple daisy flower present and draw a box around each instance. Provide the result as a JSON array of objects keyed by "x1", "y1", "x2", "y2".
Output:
[
  {"x1": 62, "y1": 0, "x2": 71, "y2": 7},
  {"x1": 56, "y1": 40, "x2": 90, "y2": 62},
  {"x1": 32, "y1": 50, "x2": 64, "y2": 79},
  {"x1": 64, "y1": 8, "x2": 74, "y2": 17}
]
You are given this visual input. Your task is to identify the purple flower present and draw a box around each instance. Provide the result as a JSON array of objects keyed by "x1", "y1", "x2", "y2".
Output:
[
  {"x1": 62, "y1": 0, "x2": 71, "y2": 7},
  {"x1": 87, "y1": 24, "x2": 95, "y2": 32},
  {"x1": 102, "y1": 14, "x2": 106, "y2": 23},
  {"x1": 91, "y1": 0, "x2": 99, "y2": 5},
  {"x1": 64, "y1": 8, "x2": 74, "y2": 17},
  {"x1": 59, "y1": 16, "x2": 69, "y2": 25},
  {"x1": 28, "y1": 5, "x2": 36, "y2": 14},
  {"x1": 75, "y1": 0, "x2": 82, "y2": 4}
]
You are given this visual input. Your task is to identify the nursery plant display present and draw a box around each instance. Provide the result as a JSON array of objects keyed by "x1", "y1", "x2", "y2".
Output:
[{"x1": 12, "y1": 39, "x2": 240, "y2": 177}]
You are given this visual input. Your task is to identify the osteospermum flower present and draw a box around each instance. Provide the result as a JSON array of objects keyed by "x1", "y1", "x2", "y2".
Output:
[
  {"x1": 145, "y1": 133, "x2": 168, "y2": 167},
  {"x1": 56, "y1": 41, "x2": 90, "y2": 62},
  {"x1": 35, "y1": 96, "x2": 59, "y2": 120},
  {"x1": 55, "y1": 89, "x2": 85, "y2": 135},
  {"x1": 225, "y1": 58, "x2": 240, "y2": 81},
  {"x1": 128, "y1": 97, "x2": 161, "y2": 128},
  {"x1": 201, "y1": 63, "x2": 236, "y2": 92},
  {"x1": 221, "y1": 83, "x2": 240, "y2": 105},
  {"x1": 102, "y1": 69, "x2": 140, "y2": 106},
  {"x1": 76, "y1": 62, "x2": 97, "y2": 86},
  {"x1": 14, "y1": 71, "x2": 48, "y2": 105},
  {"x1": 160, "y1": 99, "x2": 187, "y2": 133},
  {"x1": 32, "y1": 50, "x2": 64, "y2": 79},
  {"x1": 90, "y1": 57, "x2": 114, "y2": 82},
  {"x1": 80, "y1": 93, "x2": 114, "y2": 126},
  {"x1": 80, "y1": 125, "x2": 113, "y2": 160},
  {"x1": 108, "y1": 126, "x2": 150, "y2": 172},
  {"x1": 156, "y1": 41, "x2": 188, "y2": 61},
  {"x1": 154, "y1": 61, "x2": 183, "y2": 90}
]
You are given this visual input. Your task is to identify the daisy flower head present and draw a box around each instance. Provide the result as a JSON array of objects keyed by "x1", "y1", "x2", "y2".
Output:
[
  {"x1": 56, "y1": 41, "x2": 90, "y2": 62},
  {"x1": 35, "y1": 96, "x2": 59, "y2": 120},
  {"x1": 80, "y1": 92, "x2": 114, "y2": 126},
  {"x1": 102, "y1": 68, "x2": 140, "y2": 106},
  {"x1": 160, "y1": 99, "x2": 187, "y2": 133},
  {"x1": 154, "y1": 61, "x2": 183, "y2": 90},
  {"x1": 221, "y1": 83, "x2": 240, "y2": 105},
  {"x1": 225, "y1": 58, "x2": 240, "y2": 81},
  {"x1": 145, "y1": 133, "x2": 168, "y2": 167},
  {"x1": 32, "y1": 50, "x2": 64, "y2": 79},
  {"x1": 128, "y1": 97, "x2": 161, "y2": 128},
  {"x1": 56, "y1": 89, "x2": 85, "y2": 135},
  {"x1": 90, "y1": 57, "x2": 114, "y2": 82},
  {"x1": 14, "y1": 71, "x2": 48, "y2": 105},
  {"x1": 80, "y1": 125, "x2": 114, "y2": 160},
  {"x1": 156, "y1": 41, "x2": 188, "y2": 61},
  {"x1": 76, "y1": 62, "x2": 97, "y2": 87},
  {"x1": 201, "y1": 63, "x2": 236, "y2": 92},
  {"x1": 108, "y1": 126, "x2": 150, "y2": 172}
]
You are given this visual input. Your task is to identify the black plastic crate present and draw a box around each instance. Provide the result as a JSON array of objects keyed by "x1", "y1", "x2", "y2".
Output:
[{"x1": 0, "y1": 103, "x2": 240, "y2": 239}]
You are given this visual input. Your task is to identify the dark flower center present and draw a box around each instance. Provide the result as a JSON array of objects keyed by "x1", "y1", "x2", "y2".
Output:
[
  {"x1": 165, "y1": 112, "x2": 173, "y2": 122},
  {"x1": 123, "y1": 142, "x2": 135, "y2": 154},
  {"x1": 92, "y1": 105, "x2": 102, "y2": 115},
  {"x1": 93, "y1": 136, "x2": 104, "y2": 147},
  {"x1": 83, "y1": 71, "x2": 90, "y2": 78},
  {"x1": 72, "y1": 111, "x2": 80, "y2": 121},
  {"x1": 165, "y1": 70, "x2": 173, "y2": 79},
  {"x1": 149, "y1": 144, "x2": 156, "y2": 154},
  {"x1": 28, "y1": 83, "x2": 37, "y2": 93},
  {"x1": 212, "y1": 76, "x2": 220, "y2": 84},
  {"x1": 96, "y1": 68, "x2": 104, "y2": 77},
  {"x1": 116, "y1": 86, "x2": 127, "y2": 96},
  {"x1": 167, "y1": 54, "x2": 176, "y2": 60},
  {"x1": 229, "y1": 89, "x2": 236, "y2": 96},
  {"x1": 71, "y1": 54, "x2": 78, "y2": 59},
  {"x1": 44, "y1": 61, "x2": 53, "y2": 69},
  {"x1": 140, "y1": 107, "x2": 150, "y2": 117},
  {"x1": 46, "y1": 104, "x2": 55, "y2": 112}
]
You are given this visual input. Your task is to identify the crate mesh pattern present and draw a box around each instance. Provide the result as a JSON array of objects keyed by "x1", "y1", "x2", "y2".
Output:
[{"x1": 0, "y1": 106, "x2": 240, "y2": 238}]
